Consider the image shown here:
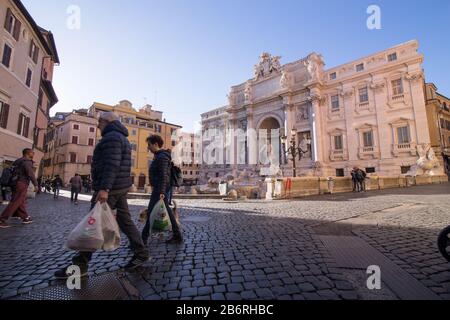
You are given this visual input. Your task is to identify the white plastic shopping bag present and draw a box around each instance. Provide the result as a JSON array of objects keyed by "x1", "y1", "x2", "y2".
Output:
[
  {"x1": 101, "y1": 205, "x2": 121, "y2": 251},
  {"x1": 27, "y1": 182, "x2": 36, "y2": 199},
  {"x1": 149, "y1": 200, "x2": 172, "y2": 233},
  {"x1": 66, "y1": 202, "x2": 104, "y2": 252}
]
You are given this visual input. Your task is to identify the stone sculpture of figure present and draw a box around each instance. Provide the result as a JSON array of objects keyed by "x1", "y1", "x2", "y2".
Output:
[
  {"x1": 270, "y1": 56, "x2": 282, "y2": 73},
  {"x1": 296, "y1": 106, "x2": 309, "y2": 122},
  {"x1": 280, "y1": 71, "x2": 291, "y2": 89},
  {"x1": 304, "y1": 54, "x2": 322, "y2": 82},
  {"x1": 244, "y1": 82, "x2": 253, "y2": 102},
  {"x1": 299, "y1": 134, "x2": 311, "y2": 151},
  {"x1": 407, "y1": 144, "x2": 441, "y2": 176}
]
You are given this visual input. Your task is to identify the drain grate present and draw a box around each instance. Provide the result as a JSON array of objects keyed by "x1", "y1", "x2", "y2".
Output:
[
  {"x1": 13, "y1": 272, "x2": 140, "y2": 300},
  {"x1": 319, "y1": 235, "x2": 441, "y2": 300}
]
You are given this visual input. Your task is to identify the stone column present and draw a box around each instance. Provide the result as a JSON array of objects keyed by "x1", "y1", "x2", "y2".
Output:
[
  {"x1": 247, "y1": 109, "x2": 258, "y2": 168},
  {"x1": 406, "y1": 73, "x2": 430, "y2": 145},
  {"x1": 309, "y1": 94, "x2": 324, "y2": 163}
]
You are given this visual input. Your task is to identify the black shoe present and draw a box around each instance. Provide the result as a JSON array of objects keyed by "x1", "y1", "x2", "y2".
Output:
[
  {"x1": 54, "y1": 264, "x2": 88, "y2": 280},
  {"x1": 123, "y1": 255, "x2": 150, "y2": 270}
]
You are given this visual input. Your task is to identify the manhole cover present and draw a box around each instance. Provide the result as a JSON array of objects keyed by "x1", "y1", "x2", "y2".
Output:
[
  {"x1": 183, "y1": 216, "x2": 211, "y2": 223},
  {"x1": 12, "y1": 272, "x2": 140, "y2": 300}
]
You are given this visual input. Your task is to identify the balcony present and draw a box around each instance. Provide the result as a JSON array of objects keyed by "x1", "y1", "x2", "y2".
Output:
[
  {"x1": 392, "y1": 94, "x2": 405, "y2": 102},
  {"x1": 358, "y1": 146, "x2": 379, "y2": 160},
  {"x1": 329, "y1": 149, "x2": 348, "y2": 161},
  {"x1": 392, "y1": 142, "x2": 417, "y2": 156}
]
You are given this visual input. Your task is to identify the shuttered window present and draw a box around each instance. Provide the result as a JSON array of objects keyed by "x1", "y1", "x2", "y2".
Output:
[
  {"x1": 2, "y1": 43, "x2": 12, "y2": 68},
  {"x1": 29, "y1": 40, "x2": 39, "y2": 64},
  {"x1": 17, "y1": 113, "x2": 30, "y2": 138},
  {"x1": 0, "y1": 102, "x2": 10, "y2": 129},
  {"x1": 4, "y1": 8, "x2": 21, "y2": 41}
]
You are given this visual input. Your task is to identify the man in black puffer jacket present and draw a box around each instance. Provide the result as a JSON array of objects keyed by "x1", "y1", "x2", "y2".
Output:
[
  {"x1": 55, "y1": 112, "x2": 149, "y2": 280},
  {"x1": 142, "y1": 134, "x2": 182, "y2": 244}
]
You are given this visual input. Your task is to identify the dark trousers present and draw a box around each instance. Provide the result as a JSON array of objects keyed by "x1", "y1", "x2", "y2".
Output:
[
  {"x1": 72, "y1": 188, "x2": 148, "y2": 266},
  {"x1": 1, "y1": 185, "x2": 7, "y2": 202},
  {"x1": 142, "y1": 189, "x2": 181, "y2": 243},
  {"x1": 0, "y1": 181, "x2": 29, "y2": 221},
  {"x1": 71, "y1": 187, "x2": 80, "y2": 202}
]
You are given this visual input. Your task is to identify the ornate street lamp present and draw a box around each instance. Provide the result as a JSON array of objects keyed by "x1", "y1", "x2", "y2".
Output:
[{"x1": 281, "y1": 128, "x2": 310, "y2": 178}]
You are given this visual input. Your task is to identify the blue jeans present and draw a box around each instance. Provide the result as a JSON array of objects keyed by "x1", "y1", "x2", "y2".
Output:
[{"x1": 142, "y1": 188, "x2": 180, "y2": 243}]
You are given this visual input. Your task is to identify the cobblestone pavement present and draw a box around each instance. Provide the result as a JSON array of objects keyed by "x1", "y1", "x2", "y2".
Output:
[{"x1": 0, "y1": 183, "x2": 449, "y2": 300}]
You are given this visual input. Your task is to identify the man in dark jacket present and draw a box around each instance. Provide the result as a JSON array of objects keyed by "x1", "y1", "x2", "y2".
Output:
[
  {"x1": 0, "y1": 149, "x2": 38, "y2": 228},
  {"x1": 55, "y1": 112, "x2": 149, "y2": 279},
  {"x1": 142, "y1": 134, "x2": 183, "y2": 244}
]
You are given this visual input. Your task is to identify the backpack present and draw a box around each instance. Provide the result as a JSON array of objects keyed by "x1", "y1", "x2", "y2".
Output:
[
  {"x1": 357, "y1": 170, "x2": 367, "y2": 180},
  {"x1": 1, "y1": 165, "x2": 19, "y2": 187},
  {"x1": 170, "y1": 162, "x2": 183, "y2": 187}
]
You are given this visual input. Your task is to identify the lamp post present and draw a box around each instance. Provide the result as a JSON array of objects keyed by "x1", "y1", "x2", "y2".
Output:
[{"x1": 281, "y1": 129, "x2": 310, "y2": 178}]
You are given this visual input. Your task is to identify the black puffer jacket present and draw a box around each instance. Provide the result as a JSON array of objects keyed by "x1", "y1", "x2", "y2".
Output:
[
  {"x1": 91, "y1": 121, "x2": 132, "y2": 192},
  {"x1": 149, "y1": 149, "x2": 171, "y2": 194}
]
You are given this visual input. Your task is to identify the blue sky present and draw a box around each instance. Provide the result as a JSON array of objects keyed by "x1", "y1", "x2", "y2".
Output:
[{"x1": 22, "y1": 0, "x2": 450, "y2": 132}]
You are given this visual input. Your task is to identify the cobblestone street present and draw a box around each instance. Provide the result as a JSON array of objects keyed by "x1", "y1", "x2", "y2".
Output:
[{"x1": 0, "y1": 183, "x2": 449, "y2": 300}]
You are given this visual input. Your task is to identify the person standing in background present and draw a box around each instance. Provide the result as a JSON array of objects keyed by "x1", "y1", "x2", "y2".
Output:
[{"x1": 70, "y1": 174, "x2": 82, "y2": 205}]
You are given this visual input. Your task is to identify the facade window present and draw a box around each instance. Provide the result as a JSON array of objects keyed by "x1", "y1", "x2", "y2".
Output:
[
  {"x1": 397, "y1": 126, "x2": 411, "y2": 144},
  {"x1": 73, "y1": 124, "x2": 79, "y2": 130},
  {"x1": 392, "y1": 78, "x2": 404, "y2": 96},
  {"x1": 172, "y1": 141, "x2": 176, "y2": 147},
  {"x1": 401, "y1": 166, "x2": 411, "y2": 174},
  {"x1": 366, "y1": 167, "x2": 376, "y2": 174},
  {"x1": 25, "y1": 68, "x2": 32, "y2": 87},
  {"x1": 0, "y1": 101, "x2": 9, "y2": 129},
  {"x1": 334, "y1": 135, "x2": 343, "y2": 150},
  {"x1": 363, "y1": 131, "x2": 374, "y2": 147},
  {"x1": 17, "y1": 113, "x2": 30, "y2": 138},
  {"x1": 440, "y1": 118, "x2": 445, "y2": 129},
  {"x1": 131, "y1": 158, "x2": 135, "y2": 168},
  {"x1": 131, "y1": 143, "x2": 137, "y2": 151},
  {"x1": 2, "y1": 43, "x2": 13, "y2": 68},
  {"x1": 388, "y1": 52, "x2": 398, "y2": 62},
  {"x1": 359, "y1": 87, "x2": 369, "y2": 103},
  {"x1": 331, "y1": 95, "x2": 340, "y2": 111},
  {"x1": 4, "y1": 9, "x2": 21, "y2": 41},
  {"x1": 38, "y1": 89, "x2": 43, "y2": 107},
  {"x1": 70, "y1": 153, "x2": 77, "y2": 163},
  {"x1": 88, "y1": 138, "x2": 94, "y2": 146},
  {"x1": 72, "y1": 136, "x2": 79, "y2": 144},
  {"x1": 131, "y1": 129, "x2": 137, "y2": 135},
  {"x1": 87, "y1": 155, "x2": 93, "y2": 164},
  {"x1": 356, "y1": 63, "x2": 364, "y2": 72},
  {"x1": 336, "y1": 169, "x2": 345, "y2": 177},
  {"x1": 29, "y1": 40, "x2": 39, "y2": 64},
  {"x1": 89, "y1": 127, "x2": 95, "y2": 133},
  {"x1": 330, "y1": 72, "x2": 337, "y2": 80},
  {"x1": 215, "y1": 172, "x2": 219, "y2": 178}
]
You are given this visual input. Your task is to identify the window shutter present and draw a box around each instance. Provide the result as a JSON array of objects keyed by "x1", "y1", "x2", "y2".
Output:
[
  {"x1": 29, "y1": 40, "x2": 34, "y2": 58},
  {"x1": 13, "y1": 18, "x2": 21, "y2": 41},
  {"x1": 0, "y1": 103, "x2": 9, "y2": 129},
  {"x1": 17, "y1": 113, "x2": 24, "y2": 135},
  {"x1": 4, "y1": 8, "x2": 12, "y2": 31},
  {"x1": 23, "y1": 116, "x2": 30, "y2": 138},
  {"x1": 33, "y1": 46, "x2": 39, "y2": 64}
]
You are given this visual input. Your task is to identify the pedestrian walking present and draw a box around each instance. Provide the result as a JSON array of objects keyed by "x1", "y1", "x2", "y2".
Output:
[
  {"x1": 356, "y1": 168, "x2": 367, "y2": 192},
  {"x1": 55, "y1": 112, "x2": 149, "y2": 279},
  {"x1": 351, "y1": 167, "x2": 360, "y2": 192},
  {"x1": 70, "y1": 174, "x2": 82, "y2": 205},
  {"x1": 142, "y1": 134, "x2": 183, "y2": 245},
  {"x1": 0, "y1": 149, "x2": 38, "y2": 228},
  {"x1": 52, "y1": 175, "x2": 63, "y2": 199}
]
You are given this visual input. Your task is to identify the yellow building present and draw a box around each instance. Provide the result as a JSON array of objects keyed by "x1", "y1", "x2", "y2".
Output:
[
  {"x1": 89, "y1": 100, "x2": 182, "y2": 189},
  {"x1": 425, "y1": 83, "x2": 450, "y2": 178}
]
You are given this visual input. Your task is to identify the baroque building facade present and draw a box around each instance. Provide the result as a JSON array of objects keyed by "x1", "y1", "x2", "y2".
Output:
[{"x1": 201, "y1": 40, "x2": 437, "y2": 181}]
